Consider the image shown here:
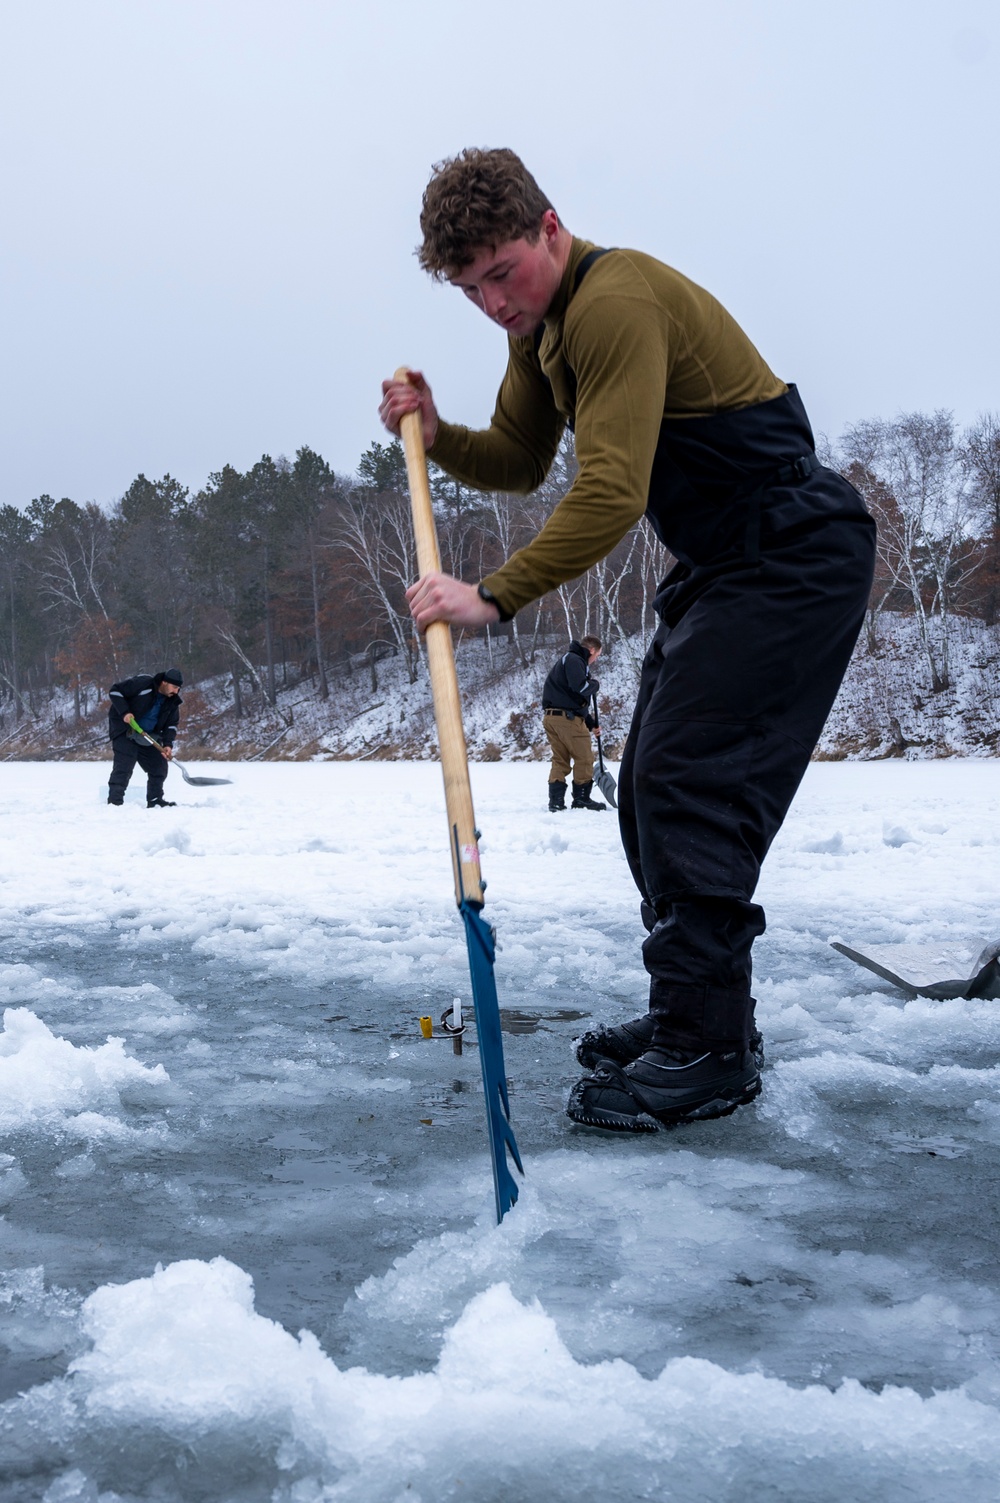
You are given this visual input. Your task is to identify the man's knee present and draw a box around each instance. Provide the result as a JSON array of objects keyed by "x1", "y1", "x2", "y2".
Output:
[{"x1": 569, "y1": 725, "x2": 594, "y2": 779}]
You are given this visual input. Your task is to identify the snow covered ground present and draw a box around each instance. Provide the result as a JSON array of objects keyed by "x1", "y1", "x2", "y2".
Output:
[{"x1": 1, "y1": 759, "x2": 1000, "y2": 1501}]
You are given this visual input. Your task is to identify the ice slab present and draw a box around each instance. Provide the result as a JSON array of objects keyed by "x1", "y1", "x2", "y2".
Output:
[{"x1": 0, "y1": 1007, "x2": 171, "y2": 1138}]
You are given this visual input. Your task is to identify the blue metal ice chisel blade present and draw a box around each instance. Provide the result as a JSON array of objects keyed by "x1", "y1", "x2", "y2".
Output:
[{"x1": 460, "y1": 900, "x2": 523, "y2": 1222}]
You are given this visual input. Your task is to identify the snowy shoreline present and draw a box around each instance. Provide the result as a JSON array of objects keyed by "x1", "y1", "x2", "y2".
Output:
[{"x1": 4, "y1": 611, "x2": 1000, "y2": 769}]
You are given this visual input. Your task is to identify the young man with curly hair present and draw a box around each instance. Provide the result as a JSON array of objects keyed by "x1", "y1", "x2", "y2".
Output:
[{"x1": 380, "y1": 148, "x2": 875, "y2": 1133}]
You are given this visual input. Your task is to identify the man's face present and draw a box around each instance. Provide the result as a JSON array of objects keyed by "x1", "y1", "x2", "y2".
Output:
[
  {"x1": 160, "y1": 680, "x2": 180, "y2": 697},
  {"x1": 587, "y1": 647, "x2": 601, "y2": 666},
  {"x1": 449, "y1": 209, "x2": 565, "y2": 338}
]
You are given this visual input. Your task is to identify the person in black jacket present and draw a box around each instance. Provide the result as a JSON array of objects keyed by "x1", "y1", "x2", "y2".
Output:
[
  {"x1": 107, "y1": 669, "x2": 183, "y2": 807},
  {"x1": 542, "y1": 636, "x2": 605, "y2": 810}
]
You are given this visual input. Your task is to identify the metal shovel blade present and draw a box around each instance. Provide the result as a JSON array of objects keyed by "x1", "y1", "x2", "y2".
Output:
[
  {"x1": 591, "y1": 692, "x2": 617, "y2": 808},
  {"x1": 176, "y1": 762, "x2": 233, "y2": 787},
  {"x1": 595, "y1": 766, "x2": 618, "y2": 808}
]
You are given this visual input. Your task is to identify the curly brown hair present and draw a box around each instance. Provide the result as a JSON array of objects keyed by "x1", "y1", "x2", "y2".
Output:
[{"x1": 417, "y1": 148, "x2": 557, "y2": 279}]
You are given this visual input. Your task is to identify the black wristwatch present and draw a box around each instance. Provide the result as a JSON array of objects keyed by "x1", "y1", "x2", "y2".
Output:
[{"x1": 477, "y1": 583, "x2": 513, "y2": 623}]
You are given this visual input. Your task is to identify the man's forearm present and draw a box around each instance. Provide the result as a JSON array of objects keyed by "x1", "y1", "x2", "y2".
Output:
[
  {"x1": 482, "y1": 483, "x2": 647, "y2": 618},
  {"x1": 430, "y1": 419, "x2": 555, "y2": 495}
]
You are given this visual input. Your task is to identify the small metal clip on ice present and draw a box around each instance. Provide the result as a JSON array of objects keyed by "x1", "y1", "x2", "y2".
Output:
[{"x1": 397, "y1": 370, "x2": 524, "y2": 1222}]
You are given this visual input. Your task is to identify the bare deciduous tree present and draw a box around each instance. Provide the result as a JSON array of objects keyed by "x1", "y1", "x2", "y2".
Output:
[
  {"x1": 841, "y1": 412, "x2": 980, "y2": 691},
  {"x1": 962, "y1": 413, "x2": 1000, "y2": 622},
  {"x1": 332, "y1": 481, "x2": 421, "y2": 683}
]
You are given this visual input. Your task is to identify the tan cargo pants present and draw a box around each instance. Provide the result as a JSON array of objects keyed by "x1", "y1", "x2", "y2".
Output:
[{"x1": 544, "y1": 710, "x2": 594, "y2": 784}]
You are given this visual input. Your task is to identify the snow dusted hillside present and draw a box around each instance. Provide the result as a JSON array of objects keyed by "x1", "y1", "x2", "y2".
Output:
[
  {"x1": 817, "y1": 613, "x2": 1000, "y2": 759},
  {"x1": 3, "y1": 612, "x2": 1000, "y2": 766}
]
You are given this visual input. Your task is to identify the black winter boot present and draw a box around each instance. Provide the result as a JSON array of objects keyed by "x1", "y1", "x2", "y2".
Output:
[
  {"x1": 575, "y1": 1013, "x2": 657, "y2": 1069},
  {"x1": 571, "y1": 780, "x2": 606, "y2": 810},
  {"x1": 567, "y1": 1046, "x2": 761, "y2": 1132},
  {"x1": 576, "y1": 1013, "x2": 765, "y2": 1071},
  {"x1": 147, "y1": 797, "x2": 177, "y2": 807},
  {"x1": 107, "y1": 796, "x2": 124, "y2": 806},
  {"x1": 548, "y1": 779, "x2": 567, "y2": 811}
]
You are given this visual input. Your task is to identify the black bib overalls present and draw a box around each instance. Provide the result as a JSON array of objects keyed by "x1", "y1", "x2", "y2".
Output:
[{"x1": 617, "y1": 385, "x2": 876, "y2": 1052}]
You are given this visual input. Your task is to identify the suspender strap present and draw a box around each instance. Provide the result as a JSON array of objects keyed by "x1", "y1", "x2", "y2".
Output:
[
  {"x1": 572, "y1": 246, "x2": 613, "y2": 294},
  {"x1": 534, "y1": 248, "x2": 615, "y2": 431}
]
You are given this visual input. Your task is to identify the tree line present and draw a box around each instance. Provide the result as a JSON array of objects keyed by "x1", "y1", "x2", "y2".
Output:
[
  {"x1": 1, "y1": 410, "x2": 998, "y2": 733},
  {"x1": 0, "y1": 432, "x2": 669, "y2": 731}
]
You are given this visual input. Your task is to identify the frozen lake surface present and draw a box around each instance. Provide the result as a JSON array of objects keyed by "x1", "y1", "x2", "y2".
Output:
[{"x1": 2, "y1": 759, "x2": 1000, "y2": 1501}]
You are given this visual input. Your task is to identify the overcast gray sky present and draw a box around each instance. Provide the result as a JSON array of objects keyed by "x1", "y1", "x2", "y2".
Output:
[{"x1": 1, "y1": 0, "x2": 997, "y2": 508}]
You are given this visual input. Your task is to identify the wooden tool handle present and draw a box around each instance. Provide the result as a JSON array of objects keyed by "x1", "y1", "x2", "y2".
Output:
[{"x1": 396, "y1": 368, "x2": 485, "y2": 908}]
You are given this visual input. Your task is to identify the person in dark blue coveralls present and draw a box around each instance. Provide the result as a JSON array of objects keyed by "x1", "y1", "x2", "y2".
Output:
[{"x1": 107, "y1": 669, "x2": 183, "y2": 807}]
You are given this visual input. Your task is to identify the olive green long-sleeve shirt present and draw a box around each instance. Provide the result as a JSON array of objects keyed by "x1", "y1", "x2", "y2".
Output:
[{"x1": 428, "y1": 237, "x2": 786, "y2": 617}]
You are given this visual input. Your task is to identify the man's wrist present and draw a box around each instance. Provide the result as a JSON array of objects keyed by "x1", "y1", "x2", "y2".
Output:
[{"x1": 477, "y1": 582, "x2": 512, "y2": 623}]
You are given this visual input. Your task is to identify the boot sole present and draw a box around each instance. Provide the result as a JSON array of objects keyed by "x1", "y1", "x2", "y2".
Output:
[
  {"x1": 648, "y1": 1074, "x2": 762, "y2": 1124},
  {"x1": 565, "y1": 1098, "x2": 659, "y2": 1134},
  {"x1": 566, "y1": 1074, "x2": 761, "y2": 1133}
]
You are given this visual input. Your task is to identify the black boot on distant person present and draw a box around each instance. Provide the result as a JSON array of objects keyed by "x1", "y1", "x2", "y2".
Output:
[
  {"x1": 147, "y1": 797, "x2": 177, "y2": 808},
  {"x1": 548, "y1": 779, "x2": 567, "y2": 811},
  {"x1": 107, "y1": 796, "x2": 124, "y2": 806},
  {"x1": 572, "y1": 780, "x2": 606, "y2": 810}
]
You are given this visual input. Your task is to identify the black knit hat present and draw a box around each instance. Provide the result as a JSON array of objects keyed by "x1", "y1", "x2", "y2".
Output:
[{"x1": 159, "y1": 668, "x2": 184, "y2": 686}]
